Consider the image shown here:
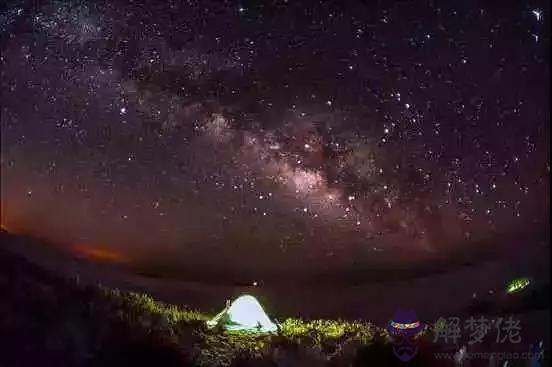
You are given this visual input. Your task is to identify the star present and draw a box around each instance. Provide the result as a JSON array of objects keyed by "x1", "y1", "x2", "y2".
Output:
[{"x1": 531, "y1": 9, "x2": 542, "y2": 21}]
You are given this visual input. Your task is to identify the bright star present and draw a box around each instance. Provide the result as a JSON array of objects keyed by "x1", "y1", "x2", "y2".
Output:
[{"x1": 532, "y1": 9, "x2": 542, "y2": 21}]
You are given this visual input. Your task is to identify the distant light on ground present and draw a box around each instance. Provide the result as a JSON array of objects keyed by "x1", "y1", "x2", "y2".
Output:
[{"x1": 506, "y1": 277, "x2": 531, "y2": 294}]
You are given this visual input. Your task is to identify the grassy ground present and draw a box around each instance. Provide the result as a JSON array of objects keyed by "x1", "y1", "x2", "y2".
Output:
[
  {"x1": 98, "y1": 286, "x2": 388, "y2": 366},
  {"x1": 5, "y1": 238, "x2": 547, "y2": 367},
  {"x1": 0, "y1": 231, "x2": 550, "y2": 367},
  {"x1": 1, "y1": 243, "x2": 445, "y2": 366}
]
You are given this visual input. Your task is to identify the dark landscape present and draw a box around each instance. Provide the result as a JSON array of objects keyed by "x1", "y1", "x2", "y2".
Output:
[{"x1": 1, "y1": 229, "x2": 549, "y2": 366}]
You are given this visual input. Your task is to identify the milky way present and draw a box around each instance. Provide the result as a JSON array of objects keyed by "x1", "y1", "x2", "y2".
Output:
[{"x1": 0, "y1": 0, "x2": 549, "y2": 277}]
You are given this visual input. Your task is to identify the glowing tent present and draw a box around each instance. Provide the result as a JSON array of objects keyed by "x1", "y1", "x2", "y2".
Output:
[{"x1": 206, "y1": 294, "x2": 278, "y2": 333}]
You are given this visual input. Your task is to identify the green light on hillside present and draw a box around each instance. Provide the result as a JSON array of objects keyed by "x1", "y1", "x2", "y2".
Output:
[{"x1": 506, "y1": 277, "x2": 531, "y2": 294}]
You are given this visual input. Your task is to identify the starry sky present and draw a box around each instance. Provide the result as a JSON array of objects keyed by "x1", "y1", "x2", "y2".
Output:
[{"x1": 0, "y1": 0, "x2": 549, "y2": 280}]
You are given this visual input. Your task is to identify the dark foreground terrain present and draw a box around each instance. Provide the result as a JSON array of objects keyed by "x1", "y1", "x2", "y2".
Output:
[{"x1": 0, "y1": 231, "x2": 549, "y2": 366}]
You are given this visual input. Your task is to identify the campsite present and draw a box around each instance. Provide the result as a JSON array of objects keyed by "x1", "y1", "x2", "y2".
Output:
[{"x1": 1, "y1": 230, "x2": 549, "y2": 366}]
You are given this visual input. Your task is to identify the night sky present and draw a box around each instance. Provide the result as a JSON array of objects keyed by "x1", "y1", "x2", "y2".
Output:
[{"x1": 1, "y1": 0, "x2": 549, "y2": 279}]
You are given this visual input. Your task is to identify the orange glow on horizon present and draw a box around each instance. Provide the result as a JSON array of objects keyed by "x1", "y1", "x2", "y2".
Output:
[
  {"x1": 74, "y1": 245, "x2": 130, "y2": 264},
  {"x1": 0, "y1": 222, "x2": 15, "y2": 233}
]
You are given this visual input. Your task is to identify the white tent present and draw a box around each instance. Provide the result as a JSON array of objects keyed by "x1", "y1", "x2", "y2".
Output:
[{"x1": 206, "y1": 294, "x2": 278, "y2": 333}]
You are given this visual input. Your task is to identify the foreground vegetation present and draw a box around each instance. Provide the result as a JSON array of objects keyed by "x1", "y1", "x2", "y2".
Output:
[
  {"x1": 1, "y1": 244, "x2": 441, "y2": 366},
  {"x1": 5, "y1": 239, "x2": 545, "y2": 367},
  {"x1": 99, "y1": 287, "x2": 388, "y2": 366}
]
